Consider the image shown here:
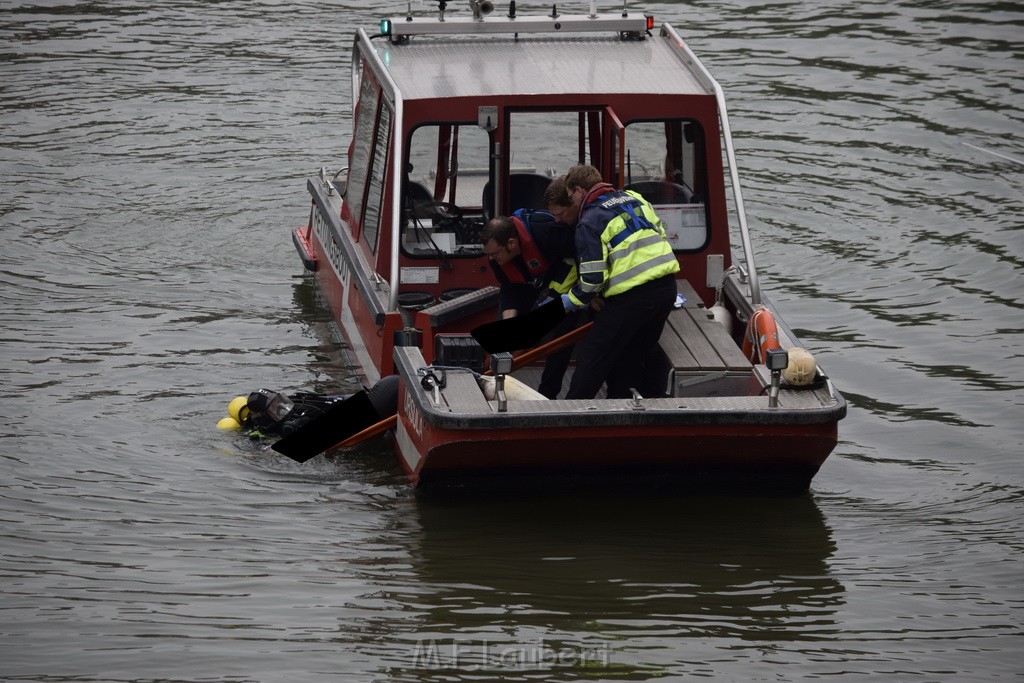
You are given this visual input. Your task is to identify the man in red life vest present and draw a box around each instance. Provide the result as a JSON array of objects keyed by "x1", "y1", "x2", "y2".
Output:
[
  {"x1": 480, "y1": 203, "x2": 579, "y2": 398},
  {"x1": 561, "y1": 164, "x2": 680, "y2": 400}
]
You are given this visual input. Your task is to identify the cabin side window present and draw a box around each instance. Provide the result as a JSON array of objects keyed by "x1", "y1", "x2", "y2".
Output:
[
  {"x1": 361, "y1": 103, "x2": 392, "y2": 253},
  {"x1": 401, "y1": 123, "x2": 490, "y2": 258},
  {"x1": 623, "y1": 119, "x2": 709, "y2": 252},
  {"x1": 345, "y1": 74, "x2": 381, "y2": 237}
]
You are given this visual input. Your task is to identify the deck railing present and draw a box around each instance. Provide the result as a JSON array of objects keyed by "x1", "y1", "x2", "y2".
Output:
[{"x1": 663, "y1": 24, "x2": 762, "y2": 306}]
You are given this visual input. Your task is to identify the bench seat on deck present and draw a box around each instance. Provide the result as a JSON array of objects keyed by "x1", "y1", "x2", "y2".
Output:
[{"x1": 656, "y1": 280, "x2": 751, "y2": 397}]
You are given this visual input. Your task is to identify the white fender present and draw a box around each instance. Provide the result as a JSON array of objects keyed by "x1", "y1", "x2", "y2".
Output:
[
  {"x1": 709, "y1": 303, "x2": 732, "y2": 330},
  {"x1": 478, "y1": 375, "x2": 549, "y2": 401}
]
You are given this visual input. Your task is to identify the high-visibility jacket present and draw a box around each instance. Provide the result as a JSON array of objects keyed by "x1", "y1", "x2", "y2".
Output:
[
  {"x1": 489, "y1": 208, "x2": 577, "y2": 313},
  {"x1": 567, "y1": 184, "x2": 679, "y2": 307}
]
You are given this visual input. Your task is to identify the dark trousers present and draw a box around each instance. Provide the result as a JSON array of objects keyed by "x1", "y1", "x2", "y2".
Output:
[
  {"x1": 537, "y1": 309, "x2": 591, "y2": 399},
  {"x1": 565, "y1": 275, "x2": 677, "y2": 400}
]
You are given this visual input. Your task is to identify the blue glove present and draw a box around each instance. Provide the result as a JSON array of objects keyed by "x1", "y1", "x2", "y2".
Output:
[{"x1": 560, "y1": 293, "x2": 585, "y2": 312}]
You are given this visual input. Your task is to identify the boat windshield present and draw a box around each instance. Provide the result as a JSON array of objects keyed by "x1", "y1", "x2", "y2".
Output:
[
  {"x1": 402, "y1": 123, "x2": 491, "y2": 258},
  {"x1": 399, "y1": 113, "x2": 709, "y2": 259}
]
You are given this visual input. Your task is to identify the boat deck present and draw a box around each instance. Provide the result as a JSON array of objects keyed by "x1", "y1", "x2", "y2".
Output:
[
  {"x1": 510, "y1": 364, "x2": 835, "y2": 412},
  {"x1": 513, "y1": 279, "x2": 754, "y2": 399},
  {"x1": 398, "y1": 340, "x2": 840, "y2": 430},
  {"x1": 393, "y1": 270, "x2": 841, "y2": 431}
]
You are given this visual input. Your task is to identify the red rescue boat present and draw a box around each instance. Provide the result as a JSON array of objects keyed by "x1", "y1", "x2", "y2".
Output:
[{"x1": 284, "y1": 2, "x2": 846, "y2": 494}]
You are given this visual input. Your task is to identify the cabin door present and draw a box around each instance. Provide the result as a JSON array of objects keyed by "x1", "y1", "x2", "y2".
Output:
[
  {"x1": 603, "y1": 106, "x2": 626, "y2": 189},
  {"x1": 502, "y1": 109, "x2": 626, "y2": 214}
]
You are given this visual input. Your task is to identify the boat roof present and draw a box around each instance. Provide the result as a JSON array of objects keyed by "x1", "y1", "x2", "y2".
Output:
[{"x1": 366, "y1": 28, "x2": 716, "y2": 102}]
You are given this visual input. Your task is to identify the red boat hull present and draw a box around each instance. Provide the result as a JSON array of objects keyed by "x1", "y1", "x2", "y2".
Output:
[{"x1": 391, "y1": 363, "x2": 839, "y2": 494}]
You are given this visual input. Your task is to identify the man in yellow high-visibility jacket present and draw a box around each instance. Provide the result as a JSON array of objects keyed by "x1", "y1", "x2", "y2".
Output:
[{"x1": 561, "y1": 164, "x2": 680, "y2": 400}]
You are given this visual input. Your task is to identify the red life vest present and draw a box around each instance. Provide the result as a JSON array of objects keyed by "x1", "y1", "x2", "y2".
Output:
[{"x1": 496, "y1": 213, "x2": 550, "y2": 286}]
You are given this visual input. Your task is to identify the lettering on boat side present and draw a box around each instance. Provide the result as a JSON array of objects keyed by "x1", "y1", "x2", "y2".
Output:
[
  {"x1": 313, "y1": 207, "x2": 351, "y2": 287},
  {"x1": 396, "y1": 391, "x2": 425, "y2": 473},
  {"x1": 403, "y1": 390, "x2": 424, "y2": 438},
  {"x1": 394, "y1": 419, "x2": 423, "y2": 474}
]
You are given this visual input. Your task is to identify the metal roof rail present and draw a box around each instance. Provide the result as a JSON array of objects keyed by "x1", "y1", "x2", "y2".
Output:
[
  {"x1": 662, "y1": 23, "x2": 762, "y2": 306},
  {"x1": 381, "y1": 3, "x2": 653, "y2": 41}
]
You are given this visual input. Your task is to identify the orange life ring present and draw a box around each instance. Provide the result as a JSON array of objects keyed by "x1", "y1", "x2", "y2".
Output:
[{"x1": 742, "y1": 307, "x2": 781, "y2": 364}]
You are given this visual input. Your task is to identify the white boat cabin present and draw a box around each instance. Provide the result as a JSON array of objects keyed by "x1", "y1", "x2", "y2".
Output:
[{"x1": 309, "y1": 4, "x2": 762, "y2": 379}]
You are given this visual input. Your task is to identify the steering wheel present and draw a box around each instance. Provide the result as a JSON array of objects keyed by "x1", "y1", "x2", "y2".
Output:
[
  {"x1": 427, "y1": 201, "x2": 462, "y2": 224},
  {"x1": 409, "y1": 200, "x2": 461, "y2": 222}
]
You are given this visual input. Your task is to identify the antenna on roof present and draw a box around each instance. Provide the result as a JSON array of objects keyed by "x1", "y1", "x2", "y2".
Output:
[
  {"x1": 622, "y1": 1, "x2": 629, "y2": 17},
  {"x1": 550, "y1": 4, "x2": 559, "y2": 19},
  {"x1": 437, "y1": 1, "x2": 447, "y2": 22},
  {"x1": 589, "y1": 1, "x2": 597, "y2": 18}
]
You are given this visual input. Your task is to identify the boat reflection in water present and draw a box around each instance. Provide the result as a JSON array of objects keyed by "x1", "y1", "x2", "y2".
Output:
[{"x1": 344, "y1": 492, "x2": 843, "y2": 677}]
